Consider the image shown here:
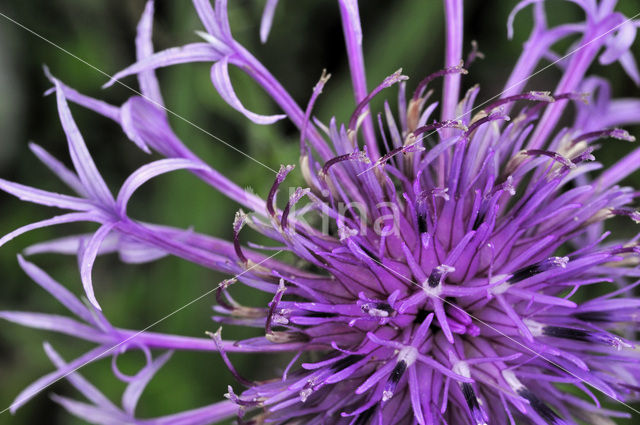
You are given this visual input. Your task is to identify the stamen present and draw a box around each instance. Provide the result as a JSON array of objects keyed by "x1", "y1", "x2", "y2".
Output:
[
  {"x1": 374, "y1": 144, "x2": 424, "y2": 168},
  {"x1": 427, "y1": 264, "x2": 455, "y2": 288},
  {"x1": 353, "y1": 405, "x2": 376, "y2": 425},
  {"x1": 611, "y1": 208, "x2": 640, "y2": 223},
  {"x1": 465, "y1": 40, "x2": 485, "y2": 68},
  {"x1": 300, "y1": 69, "x2": 331, "y2": 154},
  {"x1": 267, "y1": 165, "x2": 295, "y2": 216},
  {"x1": 208, "y1": 328, "x2": 254, "y2": 386},
  {"x1": 572, "y1": 128, "x2": 635, "y2": 145},
  {"x1": 516, "y1": 388, "x2": 568, "y2": 425},
  {"x1": 461, "y1": 383, "x2": 488, "y2": 425},
  {"x1": 382, "y1": 346, "x2": 417, "y2": 402},
  {"x1": 542, "y1": 325, "x2": 631, "y2": 350},
  {"x1": 413, "y1": 120, "x2": 468, "y2": 138},
  {"x1": 266, "y1": 279, "x2": 287, "y2": 335},
  {"x1": 331, "y1": 354, "x2": 366, "y2": 372},
  {"x1": 522, "y1": 149, "x2": 574, "y2": 169},
  {"x1": 215, "y1": 278, "x2": 238, "y2": 312},
  {"x1": 412, "y1": 61, "x2": 467, "y2": 101},
  {"x1": 319, "y1": 151, "x2": 369, "y2": 178},
  {"x1": 281, "y1": 187, "x2": 310, "y2": 229},
  {"x1": 348, "y1": 69, "x2": 408, "y2": 138},
  {"x1": 233, "y1": 211, "x2": 249, "y2": 264},
  {"x1": 509, "y1": 256, "x2": 568, "y2": 284},
  {"x1": 382, "y1": 360, "x2": 407, "y2": 402},
  {"x1": 465, "y1": 109, "x2": 510, "y2": 137},
  {"x1": 483, "y1": 91, "x2": 554, "y2": 114},
  {"x1": 224, "y1": 385, "x2": 264, "y2": 407},
  {"x1": 360, "y1": 301, "x2": 394, "y2": 318}
]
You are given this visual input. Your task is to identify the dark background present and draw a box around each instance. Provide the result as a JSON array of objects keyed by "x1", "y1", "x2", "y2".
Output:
[{"x1": 0, "y1": 0, "x2": 638, "y2": 424}]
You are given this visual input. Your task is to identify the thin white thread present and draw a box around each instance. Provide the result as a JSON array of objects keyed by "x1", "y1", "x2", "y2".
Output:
[
  {"x1": 0, "y1": 250, "x2": 283, "y2": 415},
  {"x1": 357, "y1": 11, "x2": 640, "y2": 176},
  {"x1": 0, "y1": 11, "x2": 278, "y2": 174},
  {"x1": 366, "y1": 254, "x2": 640, "y2": 416}
]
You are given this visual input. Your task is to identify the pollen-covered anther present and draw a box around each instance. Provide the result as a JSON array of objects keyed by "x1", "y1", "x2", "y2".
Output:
[
  {"x1": 360, "y1": 301, "x2": 394, "y2": 318},
  {"x1": 572, "y1": 128, "x2": 636, "y2": 145},
  {"x1": 483, "y1": 91, "x2": 554, "y2": 115},
  {"x1": 523, "y1": 149, "x2": 575, "y2": 169},
  {"x1": 267, "y1": 164, "x2": 295, "y2": 216},
  {"x1": 319, "y1": 151, "x2": 369, "y2": 179},
  {"x1": 233, "y1": 210, "x2": 249, "y2": 265},
  {"x1": 224, "y1": 385, "x2": 266, "y2": 407},
  {"x1": 611, "y1": 208, "x2": 640, "y2": 223},
  {"x1": 382, "y1": 346, "x2": 417, "y2": 402},
  {"x1": 426, "y1": 264, "x2": 455, "y2": 289},
  {"x1": 265, "y1": 330, "x2": 310, "y2": 344},
  {"x1": 508, "y1": 256, "x2": 569, "y2": 284},
  {"x1": 491, "y1": 175, "x2": 516, "y2": 196}
]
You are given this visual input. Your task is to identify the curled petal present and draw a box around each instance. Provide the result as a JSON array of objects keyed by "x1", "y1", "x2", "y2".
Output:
[
  {"x1": 79, "y1": 222, "x2": 117, "y2": 310},
  {"x1": 260, "y1": 0, "x2": 280, "y2": 43},
  {"x1": 210, "y1": 57, "x2": 287, "y2": 125},
  {"x1": 116, "y1": 159, "x2": 208, "y2": 216},
  {"x1": 104, "y1": 43, "x2": 224, "y2": 88}
]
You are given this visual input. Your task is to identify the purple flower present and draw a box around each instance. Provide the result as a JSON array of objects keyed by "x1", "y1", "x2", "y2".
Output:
[{"x1": 2, "y1": 0, "x2": 640, "y2": 424}]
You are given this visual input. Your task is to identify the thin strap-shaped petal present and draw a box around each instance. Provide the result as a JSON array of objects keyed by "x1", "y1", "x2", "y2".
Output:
[
  {"x1": 442, "y1": 0, "x2": 464, "y2": 123},
  {"x1": 46, "y1": 76, "x2": 120, "y2": 122},
  {"x1": 44, "y1": 343, "x2": 121, "y2": 413},
  {"x1": 136, "y1": 0, "x2": 164, "y2": 106},
  {"x1": 18, "y1": 255, "x2": 95, "y2": 323},
  {"x1": 52, "y1": 78, "x2": 115, "y2": 207},
  {"x1": 122, "y1": 351, "x2": 172, "y2": 415},
  {"x1": 337, "y1": 0, "x2": 378, "y2": 158},
  {"x1": 0, "y1": 178, "x2": 93, "y2": 211},
  {"x1": 79, "y1": 222, "x2": 117, "y2": 310},
  {"x1": 29, "y1": 143, "x2": 87, "y2": 197},
  {"x1": 260, "y1": 0, "x2": 280, "y2": 43},
  {"x1": 104, "y1": 43, "x2": 224, "y2": 88},
  {"x1": 24, "y1": 232, "x2": 119, "y2": 257},
  {"x1": 0, "y1": 212, "x2": 97, "y2": 249},
  {"x1": 214, "y1": 0, "x2": 233, "y2": 41},
  {"x1": 0, "y1": 312, "x2": 107, "y2": 343},
  {"x1": 210, "y1": 56, "x2": 287, "y2": 124},
  {"x1": 10, "y1": 344, "x2": 111, "y2": 413},
  {"x1": 149, "y1": 400, "x2": 238, "y2": 425},
  {"x1": 116, "y1": 159, "x2": 208, "y2": 216},
  {"x1": 51, "y1": 395, "x2": 130, "y2": 425},
  {"x1": 193, "y1": 0, "x2": 223, "y2": 39}
]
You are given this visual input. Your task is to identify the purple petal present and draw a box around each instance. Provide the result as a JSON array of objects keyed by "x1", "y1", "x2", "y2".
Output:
[
  {"x1": 10, "y1": 344, "x2": 111, "y2": 413},
  {"x1": 79, "y1": 222, "x2": 117, "y2": 310},
  {"x1": 28, "y1": 143, "x2": 87, "y2": 197},
  {"x1": 24, "y1": 232, "x2": 119, "y2": 257},
  {"x1": 193, "y1": 0, "x2": 223, "y2": 40},
  {"x1": 0, "y1": 311, "x2": 106, "y2": 343},
  {"x1": 260, "y1": 0, "x2": 280, "y2": 43},
  {"x1": 104, "y1": 43, "x2": 224, "y2": 89},
  {"x1": 116, "y1": 159, "x2": 208, "y2": 215},
  {"x1": 0, "y1": 212, "x2": 97, "y2": 249},
  {"x1": 122, "y1": 351, "x2": 172, "y2": 415},
  {"x1": 52, "y1": 78, "x2": 115, "y2": 207},
  {"x1": 45, "y1": 75, "x2": 120, "y2": 122},
  {"x1": 0, "y1": 178, "x2": 93, "y2": 211},
  {"x1": 44, "y1": 343, "x2": 121, "y2": 413},
  {"x1": 135, "y1": 0, "x2": 164, "y2": 106},
  {"x1": 17, "y1": 255, "x2": 94, "y2": 323},
  {"x1": 599, "y1": 20, "x2": 636, "y2": 65},
  {"x1": 210, "y1": 57, "x2": 287, "y2": 124},
  {"x1": 51, "y1": 395, "x2": 131, "y2": 425}
]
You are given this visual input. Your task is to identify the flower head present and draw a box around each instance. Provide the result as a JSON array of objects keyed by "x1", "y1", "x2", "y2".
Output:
[{"x1": 2, "y1": 0, "x2": 640, "y2": 424}]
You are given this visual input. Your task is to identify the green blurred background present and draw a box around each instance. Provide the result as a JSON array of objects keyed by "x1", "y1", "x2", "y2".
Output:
[{"x1": 0, "y1": 0, "x2": 638, "y2": 424}]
